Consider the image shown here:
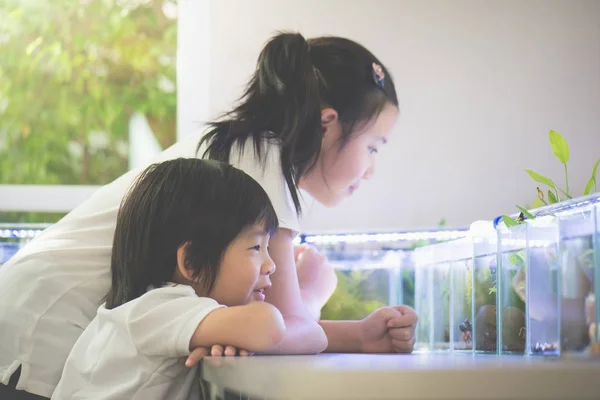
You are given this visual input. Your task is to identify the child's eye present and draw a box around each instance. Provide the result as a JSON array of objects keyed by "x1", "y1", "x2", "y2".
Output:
[
  {"x1": 250, "y1": 245, "x2": 261, "y2": 251},
  {"x1": 368, "y1": 147, "x2": 378, "y2": 154}
]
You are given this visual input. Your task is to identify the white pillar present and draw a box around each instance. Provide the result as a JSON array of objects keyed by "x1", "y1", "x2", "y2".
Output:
[
  {"x1": 128, "y1": 112, "x2": 162, "y2": 170},
  {"x1": 176, "y1": 0, "x2": 211, "y2": 142}
]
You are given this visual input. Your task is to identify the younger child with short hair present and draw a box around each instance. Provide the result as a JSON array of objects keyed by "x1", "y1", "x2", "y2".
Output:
[{"x1": 52, "y1": 158, "x2": 285, "y2": 399}]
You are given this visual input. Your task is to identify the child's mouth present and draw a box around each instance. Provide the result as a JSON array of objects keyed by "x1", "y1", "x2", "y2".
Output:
[{"x1": 252, "y1": 288, "x2": 265, "y2": 302}]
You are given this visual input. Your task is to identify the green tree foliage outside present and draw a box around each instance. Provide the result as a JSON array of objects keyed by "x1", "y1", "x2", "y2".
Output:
[{"x1": 0, "y1": 0, "x2": 177, "y2": 222}]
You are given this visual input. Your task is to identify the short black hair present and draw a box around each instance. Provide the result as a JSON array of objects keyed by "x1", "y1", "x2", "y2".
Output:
[
  {"x1": 104, "y1": 158, "x2": 279, "y2": 309},
  {"x1": 198, "y1": 31, "x2": 398, "y2": 216}
]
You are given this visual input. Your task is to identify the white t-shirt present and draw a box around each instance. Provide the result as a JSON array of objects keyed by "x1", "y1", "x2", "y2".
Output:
[
  {"x1": 0, "y1": 131, "x2": 303, "y2": 397},
  {"x1": 51, "y1": 284, "x2": 224, "y2": 400}
]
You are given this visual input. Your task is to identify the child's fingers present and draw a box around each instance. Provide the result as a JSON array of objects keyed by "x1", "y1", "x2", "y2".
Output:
[
  {"x1": 387, "y1": 306, "x2": 418, "y2": 328},
  {"x1": 183, "y1": 345, "x2": 249, "y2": 368},
  {"x1": 224, "y1": 345, "x2": 237, "y2": 356},
  {"x1": 210, "y1": 344, "x2": 224, "y2": 356},
  {"x1": 198, "y1": 345, "x2": 254, "y2": 358},
  {"x1": 184, "y1": 347, "x2": 210, "y2": 368}
]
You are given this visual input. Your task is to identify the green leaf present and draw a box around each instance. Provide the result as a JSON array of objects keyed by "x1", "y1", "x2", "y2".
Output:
[
  {"x1": 579, "y1": 249, "x2": 595, "y2": 269},
  {"x1": 516, "y1": 205, "x2": 535, "y2": 220},
  {"x1": 548, "y1": 190, "x2": 558, "y2": 204},
  {"x1": 525, "y1": 170, "x2": 556, "y2": 189},
  {"x1": 529, "y1": 198, "x2": 545, "y2": 208},
  {"x1": 508, "y1": 252, "x2": 525, "y2": 268},
  {"x1": 548, "y1": 130, "x2": 570, "y2": 164},
  {"x1": 583, "y1": 177, "x2": 595, "y2": 195},
  {"x1": 591, "y1": 158, "x2": 600, "y2": 180},
  {"x1": 25, "y1": 36, "x2": 43, "y2": 55},
  {"x1": 502, "y1": 216, "x2": 520, "y2": 227}
]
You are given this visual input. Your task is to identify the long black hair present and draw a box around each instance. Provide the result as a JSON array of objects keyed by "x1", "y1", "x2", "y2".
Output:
[
  {"x1": 198, "y1": 32, "x2": 398, "y2": 216},
  {"x1": 104, "y1": 158, "x2": 279, "y2": 309}
]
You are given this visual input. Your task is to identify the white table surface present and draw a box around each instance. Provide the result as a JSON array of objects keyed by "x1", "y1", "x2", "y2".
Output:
[{"x1": 200, "y1": 352, "x2": 600, "y2": 399}]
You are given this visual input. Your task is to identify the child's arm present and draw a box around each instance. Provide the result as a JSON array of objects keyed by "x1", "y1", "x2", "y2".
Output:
[
  {"x1": 190, "y1": 301, "x2": 286, "y2": 353},
  {"x1": 295, "y1": 243, "x2": 338, "y2": 320},
  {"x1": 258, "y1": 228, "x2": 329, "y2": 354}
]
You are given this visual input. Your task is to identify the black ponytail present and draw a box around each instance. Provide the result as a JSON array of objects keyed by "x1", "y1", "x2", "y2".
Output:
[
  {"x1": 198, "y1": 32, "x2": 398, "y2": 217},
  {"x1": 199, "y1": 32, "x2": 322, "y2": 216}
]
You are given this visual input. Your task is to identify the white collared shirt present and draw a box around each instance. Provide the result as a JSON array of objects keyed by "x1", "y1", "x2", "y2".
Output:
[{"x1": 52, "y1": 284, "x2": 223, "y2": 400}]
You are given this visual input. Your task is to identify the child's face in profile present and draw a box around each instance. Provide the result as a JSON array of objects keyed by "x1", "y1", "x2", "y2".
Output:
[
  {"x1": 208, "y1": 224, "x2": 275, "y2": 306},
  {"x1": 299, "y1": 103, "x2": 398, "y2": 207}
]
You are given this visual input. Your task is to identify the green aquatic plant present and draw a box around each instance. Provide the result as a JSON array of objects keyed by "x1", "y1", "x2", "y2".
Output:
[
  {"x1": 580, "y1": 249, "x2": 595, "y2": 270},
  {"x1": 464, "y1": 262, "x2": 473, "y2": 314},
  {"x1": 510, "y1": 251, "x2": 527, "y2": 295},
  {"x1": 321, "y1": 270, "x2": 386, "y2": 320},
  {"x1": 489, "y1": 251, "x2": 526, "y2": 308},
  {"x1": 502, "y1": 130, "x2": 600, "y2": 227}
]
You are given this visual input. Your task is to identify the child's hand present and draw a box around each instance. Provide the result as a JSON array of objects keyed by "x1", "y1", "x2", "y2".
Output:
[
  {"x1": 295, "y1": 244, "x2": 337, "y2": 318},
  {"x1": 359, "y1": 305, "x2": 418, "y2": 354},
  {"x1": 183, "y1": 345, "x2": 253, "y2": 368}
]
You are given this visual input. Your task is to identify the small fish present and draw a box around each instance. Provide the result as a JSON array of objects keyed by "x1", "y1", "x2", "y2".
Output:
[
  {"x1": 459, "y1": 319, "x2": 472, "y2": 344},
  {"x1": 459, "y1": 319, "x2": 472, "y2": 333}
]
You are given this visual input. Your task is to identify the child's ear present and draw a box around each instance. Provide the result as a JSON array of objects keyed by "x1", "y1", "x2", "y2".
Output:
[
  {"x1": 176, "y1": 242, "x2": 195, "y2": 282},
  {"x1": 321, "y1": 108, "x2": 338, "y2": 129},
  {"x1": 320, "y1": 108, "x2": 340, "y2": 148}
]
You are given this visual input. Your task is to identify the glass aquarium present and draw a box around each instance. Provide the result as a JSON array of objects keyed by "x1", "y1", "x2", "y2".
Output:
[
  {"x1": 522, "y1": 217, "x2": 560, "y2": 356},
  {"x1": 593, "y1": 205, "x2": 600, "y2": 350},
  {"x1": 0, "y1": 223, "x2": 48, "y2": 266},
  {"x1": 414, "y1": 244, "x2": 434, "y2": 351},
  {"x1": 430, "y1": 243, "x2": 451, "y2": 351},
  {"x1": 497, "y1": 223, "x2": 528, "y2": 355},
  {"x1": 498, "y1": 193, "x2": 600, "y2": 358},
  {"x1": 470, "y1": 222, "x2": 499, "y2": 354},
  {"x1": 396, "y1": 250, "x2": 417, "y2": 309},
  {"x1": 556, "y1": 204, "x2": 597, "y2": 355},
  {"x1": 303, "y1": 194, "x2": 600, "y2": 358},
  {"x1": 447, "y1": 238, "x2": 474, "y2": 352},
  {"x1": 415, "y1": 238, "x2": 473, "y2": 352},
  {"x1": 411, "y1": 234, "x2": 473, "y2": 353},
  {"x1": 319, "y1": 244, "x2": 399, "y2": 321}
]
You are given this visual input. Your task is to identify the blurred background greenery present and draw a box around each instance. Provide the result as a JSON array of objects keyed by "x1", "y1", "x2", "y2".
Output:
[{"x1": 0, "y1": 0, "x2": 178, "y2": 222}]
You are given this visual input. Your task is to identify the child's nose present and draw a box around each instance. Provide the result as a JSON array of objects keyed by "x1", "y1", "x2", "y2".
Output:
[{"x1": 262, "y1": 257, "x2": 276, "y2": 276}]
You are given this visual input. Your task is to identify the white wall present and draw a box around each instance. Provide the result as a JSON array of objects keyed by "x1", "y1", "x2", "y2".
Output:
[
  {"x1": 203, "y1": 0, "x2": 600, "y2": 233},
  {"x1": 177, "y1": 0, "x2": 211, "y2": 141}
]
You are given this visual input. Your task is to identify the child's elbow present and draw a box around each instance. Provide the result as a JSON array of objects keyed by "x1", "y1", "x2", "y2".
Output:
[
  {"x1": 266, "y1": 319, "x2": 287, "y2": 349},
  {"x1": 252, "y1": 302, "x2": 287, "y2": 351}
]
